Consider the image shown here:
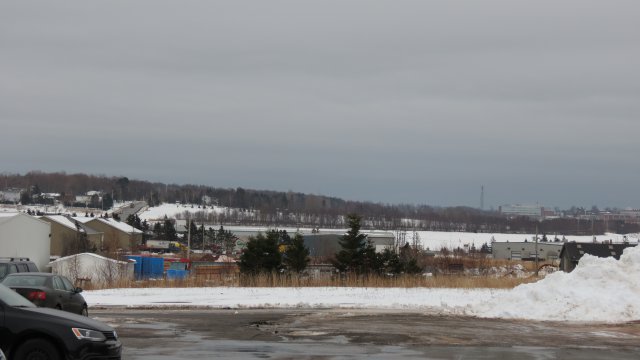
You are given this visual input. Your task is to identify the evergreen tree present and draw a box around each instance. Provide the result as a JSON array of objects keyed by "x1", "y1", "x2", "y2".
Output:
[
  {"x1": 283, "y1": 233, "x2": 310, "y2": 273},
  {"x1": 332, "y1": 214, "x2": 376, "y2": 274},
  {"x1": 376, "y1": 248, "x2": 403, "y2": 275},
  {"x1": 20, "y1": 191, "x2": 31, "y2": 205},
  {"x1": 152, "y1": 222, "x2": 163, "y2": 239},
  {"x1": 184, "y1": 220, "x2": 199, "y2": 249},
  {"x1": 126, "y1": 214, "x2": 143, "y2": 230},
  {"x1": 101, "y1": 193, "x2": 114, "y2": 210},
  {"x1": 216, "y1": 226, "x2": 238, "y2": 255},
  {"x1": 239, "y1": 231, "x2": 282, "y2": 274},
  {"x1": 398, "y1": 243, "x2": 423, "y2": 274},
  {"x1": 163, "y1": 217, "x2": 178, "y2": 241}
]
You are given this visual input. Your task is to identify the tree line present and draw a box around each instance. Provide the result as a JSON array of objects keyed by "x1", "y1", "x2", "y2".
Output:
[{"x1": 3, "y1": 171, "x2": 638, "y2": 235}]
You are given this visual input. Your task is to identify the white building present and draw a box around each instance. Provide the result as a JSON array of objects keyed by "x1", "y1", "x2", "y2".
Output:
[
  {"x1": 0, "y1": 212, "x2": 51, "y2": 270},
  {"x1": 0, "y1": 189, "x2": 22, "y2": 203},
  {"x1": 499, "y1": 204, "x2": 544, "y2": 219},
  {"x1": 492, "y1": 241, "x2": 563, "y2": 261},
  {"x1": 49, "y1": 252, "x2": 134, "y2": 286}
]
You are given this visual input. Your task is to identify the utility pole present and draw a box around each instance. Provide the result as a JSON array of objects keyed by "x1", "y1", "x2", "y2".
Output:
[
  {"x1": 534, "y1": 224, "x2": 539, "y2": 277},
  {"x1": 187, "y1": 214, "x2": 191, "y2": 260}
]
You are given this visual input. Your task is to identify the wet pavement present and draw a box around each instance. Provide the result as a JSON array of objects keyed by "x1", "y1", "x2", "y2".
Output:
[{"x1": 92, "y1": 308, "x2": 640, "y2": 359}]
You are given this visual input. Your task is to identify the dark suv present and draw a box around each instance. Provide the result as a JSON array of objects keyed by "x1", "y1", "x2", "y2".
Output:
[
  {"x1": 0, "y1": 284, "x2": 122, "y2": 359},
  {"x1": 0, "y1": 258, "x2": 39, "y2": 281}
]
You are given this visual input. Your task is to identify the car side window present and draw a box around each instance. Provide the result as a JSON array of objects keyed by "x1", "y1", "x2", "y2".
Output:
[
  {"x1": 61, "y1": 277, "x2": 75, "y2": 292},
  {"x1": 7, "y1": 264, "x2": 18, "y2": 274},
  {"x1": 17, "y1": 264, "x2": 28, "y2": 272},
  {"x1": 27, "y1": 263, "x2": 39, "y2": 272},
  {"x1": 53, "y1": 276, "x2": 66, "y2": 291}
]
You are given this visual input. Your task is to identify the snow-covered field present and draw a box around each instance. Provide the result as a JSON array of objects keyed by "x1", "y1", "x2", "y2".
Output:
[
  {"x1": 138, "y1": 203, "x2": 230, "y2": 221},
  {"x1": 136, "y1": 203, "x2": 640, "y2": 251},
  {"x1": 85, "y1": 245, "x2": 640, "y2": 323}
]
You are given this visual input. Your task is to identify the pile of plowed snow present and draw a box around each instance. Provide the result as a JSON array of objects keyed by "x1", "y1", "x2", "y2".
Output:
[{"x1": 467, "y1": 244, "x2": 640, "y2": 322}]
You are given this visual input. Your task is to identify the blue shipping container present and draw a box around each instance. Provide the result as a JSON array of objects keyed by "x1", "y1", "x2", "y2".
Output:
[
  {"x1": 141, "y1": 257, "x2": 164, "y2": 278},
  {"x1": 166, "y1": 269, "x2": 188, "y2": 280}
]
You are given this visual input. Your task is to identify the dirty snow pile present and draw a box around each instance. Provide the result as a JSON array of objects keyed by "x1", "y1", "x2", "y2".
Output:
[{"x1": 467, "y1": 245, "x2": 640, "y2": 323}]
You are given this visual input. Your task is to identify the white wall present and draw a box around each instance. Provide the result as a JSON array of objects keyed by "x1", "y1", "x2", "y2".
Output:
[
  {"x1": 50, "y1": 253, "x2": 134, "y2": 286},
  {"x1": 0, "y1": 213, "x2": 51, "y2": 270}
]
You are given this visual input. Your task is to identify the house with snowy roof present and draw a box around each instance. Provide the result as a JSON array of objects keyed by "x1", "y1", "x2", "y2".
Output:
[
  {"x1": 559, "y1": 242, "x2": 638, "y2": 272},
  {"x1": 75, "y1": 217, "x2": 143, "y2": 251},
  {"x1": 40, "y1": 215, "x2": 104, "y2": 256}
]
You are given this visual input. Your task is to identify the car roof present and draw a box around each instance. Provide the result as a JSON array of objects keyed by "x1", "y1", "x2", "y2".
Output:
[
  {"x1": 0, "y1": 258, "x2": 34, "y2": 262},
  {"x1": 4, "y1": 272, "x2": 55, "y2": 277}
]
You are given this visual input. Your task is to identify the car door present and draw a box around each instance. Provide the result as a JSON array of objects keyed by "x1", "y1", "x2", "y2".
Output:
[
  {"x1": 60, "y1": 276, "x2": 84, "y2": 313},
  {"x1": 52, "y1": 276, "x2": 76, "y2": 312},
  {"x1": 0, "y1": 302, "x2": 7, "y2": 353}
]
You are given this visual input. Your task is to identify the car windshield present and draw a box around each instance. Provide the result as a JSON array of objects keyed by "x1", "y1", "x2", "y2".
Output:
[
  {"x1": 2, "y1": 275, "x2": 48, "y2": 287},
  {"x1": 0, "y1": 284, "x2": 36, "y2": 307}
]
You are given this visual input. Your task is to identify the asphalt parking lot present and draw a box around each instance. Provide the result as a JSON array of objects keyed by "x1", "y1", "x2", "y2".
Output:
[{"x1": 92, "y1": 308, "x2": 640, "y2": 360}]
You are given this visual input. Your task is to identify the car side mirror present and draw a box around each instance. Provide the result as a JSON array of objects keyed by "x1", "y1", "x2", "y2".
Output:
[{"x1": 74, "y1": 287, "x2": 83, "y2": 294}]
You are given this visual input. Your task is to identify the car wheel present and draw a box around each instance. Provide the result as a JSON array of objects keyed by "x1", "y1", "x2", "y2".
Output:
[
  {"x1": 13, "y1": 338, "x2": 61, "y2": 360},
  {"x1": 81, "y1": 305, "x2": 89, "y2": 317},
  {"x1": 55, "y1": 305, "x2": 62, "y2": 311}
]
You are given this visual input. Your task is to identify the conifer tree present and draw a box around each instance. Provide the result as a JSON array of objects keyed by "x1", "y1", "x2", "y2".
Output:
[
  {"x1": 333, "y1": 214, "x2": 376, "y2": 274},
  {"x1": 283, "y1": 233, "x2": 310, "y2": 273},
  {"x1": 239, "y1": 231, "x2": 282, "y2": 274},
  {"x1": 163, "y1": 217, "x2": 178, "y2": 241}
]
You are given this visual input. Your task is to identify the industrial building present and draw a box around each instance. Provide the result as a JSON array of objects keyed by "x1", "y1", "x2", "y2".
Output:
[{"x1": 492, "y1": 241, "x2": 563, "y2": 261}]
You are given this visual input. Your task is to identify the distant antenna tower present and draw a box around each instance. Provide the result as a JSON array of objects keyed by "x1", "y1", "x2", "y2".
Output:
[{"x1": 480, "y1": 185, "x2": 484, "y2": 210}]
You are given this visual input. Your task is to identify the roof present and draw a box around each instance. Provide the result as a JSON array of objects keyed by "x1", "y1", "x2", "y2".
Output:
[
  {"x1": 42, "y1": 215, "x2": 85, "y2": 233},
  {"x1": 0, "y1": 212, "x2": 51, "y2": 227},
  {"x1": 49, "y1": 252, "x2": 129, "y2": 265},
  {"x1": 215, "y1": 255, "x2": 236, "y2": 263},
  {"x1": 0, "y1": 212, "x2": 19, "y2": 225},
  {"x1": 560, "y1": 242, "x2": 637, "y2": 262},
  {"x1": 76, "y1": 217, "x2": 143, "y2": 234}
]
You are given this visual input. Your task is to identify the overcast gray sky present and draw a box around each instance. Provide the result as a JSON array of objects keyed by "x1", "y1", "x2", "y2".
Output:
[{"x1": 2, "y1": 1, "x2": 639, "y2": 209}]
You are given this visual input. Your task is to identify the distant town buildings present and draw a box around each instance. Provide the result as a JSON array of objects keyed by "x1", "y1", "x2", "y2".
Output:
[{"x1": 499, "y1": 204, "x2": 547, "y2": 220}]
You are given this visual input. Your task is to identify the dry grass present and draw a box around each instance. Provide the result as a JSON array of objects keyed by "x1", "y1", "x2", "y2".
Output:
[{"x1": 85, "y1": 272, "x2": 539, "y2": 291}]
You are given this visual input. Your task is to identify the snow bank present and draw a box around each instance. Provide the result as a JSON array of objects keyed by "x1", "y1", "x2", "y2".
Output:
[
  {"x1": 467, "y1": 245, "x2": 640, "y2": 322},
  {"x1": 85, "y1": 287, "x2": 497, "y2": 311},
  {"x1": 85, "y1": 246, "x2": 640, "y2": 323}
]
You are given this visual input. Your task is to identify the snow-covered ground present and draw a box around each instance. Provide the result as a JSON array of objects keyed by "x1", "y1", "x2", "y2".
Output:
[
  {"x1": 0, "y1": 201, "x2": 133, "y2": 216},
  {"x1": 138, "y1": 203, "x2": 230, "y2": 221},
  {"x1": 85, "y1": 245, "x2": 640, "y2": 323}
]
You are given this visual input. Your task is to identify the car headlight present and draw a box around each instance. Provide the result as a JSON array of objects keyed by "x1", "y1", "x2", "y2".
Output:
[{"x1": 71, "y1": 328, "x2": 107, "y2": 341}]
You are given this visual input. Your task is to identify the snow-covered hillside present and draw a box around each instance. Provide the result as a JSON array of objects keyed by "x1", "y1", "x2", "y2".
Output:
[{"x1": 137, "y1": 203, "x2": 640, "y2": 250}]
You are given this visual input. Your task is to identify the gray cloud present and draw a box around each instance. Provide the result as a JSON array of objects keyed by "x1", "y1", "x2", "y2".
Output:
[{"x1": 2, "y1": 0, "x2": 639, "y2": 208}]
